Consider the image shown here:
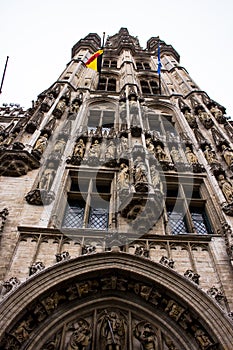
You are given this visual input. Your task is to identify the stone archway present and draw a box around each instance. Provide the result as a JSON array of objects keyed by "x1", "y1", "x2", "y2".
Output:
[{"x1": 0, "y1": 252, "x2": 233, "y2": 349}]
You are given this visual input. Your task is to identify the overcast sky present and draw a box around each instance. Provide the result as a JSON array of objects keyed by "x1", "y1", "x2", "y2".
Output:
[{"x1": 1, "y1": 0, "x2": 233, "y2": 118}]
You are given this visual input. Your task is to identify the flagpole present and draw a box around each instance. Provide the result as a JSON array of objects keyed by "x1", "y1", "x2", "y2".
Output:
[
  {"x1": 0, "y1": 56, "x2": 9, "y2": 94},
  {"x1": 97, "y1": 32, "x2": 105, "y2": 90},
  {"x1": 157, "y1": 39, "x2": 162, "y2": 95}
]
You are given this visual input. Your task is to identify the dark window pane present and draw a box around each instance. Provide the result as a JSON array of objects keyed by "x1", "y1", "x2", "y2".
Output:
[
  {"x1": 88, "y1": 207, "x2": 108, "y2": 230},
  {"x1": 63, "y1": 200, "x2": 85, "y2": 228},
  {"x1": 190, "y1": 208, "x2": 211, "y2": 234},
  {"x1": 167, "y1": 206, "x2": 187, "y2": 234}
]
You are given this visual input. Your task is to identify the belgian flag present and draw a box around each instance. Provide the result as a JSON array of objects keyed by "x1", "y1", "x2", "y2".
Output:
[{"x1": 85, "y1": 49, "x2": 103, "y2": 72}]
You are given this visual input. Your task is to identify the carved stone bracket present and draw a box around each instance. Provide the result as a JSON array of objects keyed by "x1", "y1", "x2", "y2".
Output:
[
  {"x1": 207, "y1": 286, "x2": 225, "y2": 305},
  {"x1": 0, "y1": 150, "x2": 40, "y2": 177},
  {"x1": 29, "y1": 261, "x2": 45, "y2": 276},
  {"x1": 222, "y1": 202, "x2": 233, "y2": 216},
  {"x1": 184, "y1": 269, "x2": 200, "y2": 284},
  {"x1": 55, "y1": 251, "x2": 70, "y2": 262},
  {"x1": 25, "y1": 189, "x2": 55, "y2": 206},
  {"x1": 2, "y1": 277, "x2": 21, "y2": 295},
  {"x1": 159, "y1": 256, "x2": 175, "y2": 268}
]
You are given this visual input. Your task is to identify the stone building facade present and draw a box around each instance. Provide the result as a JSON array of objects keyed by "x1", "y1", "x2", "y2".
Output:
[{"x1": 0, "y1": 28, "x2": 233, "y2": 349}]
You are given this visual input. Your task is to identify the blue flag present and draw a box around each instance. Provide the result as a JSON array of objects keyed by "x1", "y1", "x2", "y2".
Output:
[{"x1": 157, "y1": 42, "x2": 162, "y2": 74}]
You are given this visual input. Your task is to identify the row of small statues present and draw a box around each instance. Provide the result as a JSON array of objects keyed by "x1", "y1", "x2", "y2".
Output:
[{"x1": 183, "y1": 104, "x2": 226, "y2": 129}]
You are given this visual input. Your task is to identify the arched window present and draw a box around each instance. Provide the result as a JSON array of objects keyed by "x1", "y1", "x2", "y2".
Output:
[{"x1": 140, "y1": 80, "x2": 159, "y2": 94}]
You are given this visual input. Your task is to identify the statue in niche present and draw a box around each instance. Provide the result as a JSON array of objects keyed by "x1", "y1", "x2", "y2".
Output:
[
  {"x1": 38, "y1": 162, "x2": 56, "y2": 191},
  {"x1": 218, "y1": 174, "x2": 233, "y2": 203},
  {"x1": 193, "y1": 328, "x2": 215, "y2": 350},
  {"x1": 73, "y1": 139, "x2": 86, "y2": 158},
  {"x1": 170, "y1": 146, "x2": 183, "y2": 163},
  {"x1": 183, "y1": 109, "x2": 197, "y2": 128},
  {"x1": 117, "y1": 163, "x2": 129, "y2": 190},
  {"x1": 105, "y1": 140, "x2": 115, "y2": 159},
  {"x1": 155, "y1": 145, "x2": 168, "y2": 162},
  {"x1": 185, "y1": 147, "x2": 198, "y2": 164},
  {"x1": 146, "y1": 138, "x2": 155, "y2": 155},
  {"x1": 100, "y1": 310, "x2": 126, "y2": 350},
  {"x1": 120, "y1": 136, "x2": 128, "y2": 155},
  {"x1": 67, "y1": 319, "x2": 91, "y2": 350},
  {"x1": 197, "y1": 108, "x2": 213, "y2": 129},
  {"x1": 150, "y1": 165, "x2": 163, "y2": 192},
  {"x1": 221, "y1": 144, "x2": 233, "y2": 168},
  {"x1": 133, "y1": 321, "x2": 157, "y2": 350},
  {"x1": 33, "y1": 133, "x2": 48, "y2": 155},
  {"x1": 53, "y1": 137, "x2": 66, "y2": 155},
  {"x1": 134, "y1": 156, "x2": 148, "y2": 183},
  {"x1": 53, "y1": 97, "x2": 67, "y2": 118},
  {"x1": 209, "y1": 104, "x2": 225, "y2": 123},
  {"x1": 203, "y1": 145, "x2": 220, "y2": 166},
  {"x1": 88, "y1": 139, "x2": 100, "y2": 158}
]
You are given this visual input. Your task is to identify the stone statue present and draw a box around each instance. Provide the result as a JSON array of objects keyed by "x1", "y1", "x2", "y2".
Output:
[
  {"x1": 133, "y1": 321, "x2": 157, "y2": 350},
  {"x1": 33, "y1": 134, "x2": 48, "y2": 155},
  {"x1": 155, "y1": 145, "x2": 168, "y2": 162},
  {"x1": 170, "y1": 146, "x2": 183, "y2": 163},
  {"x1": 39, "y1": 162, "x2": 56, "y2": 191},
  {"x1": 185, "y1": 147, "x2": 198, "y2": 164},
  {"x1": 117, "y1": 163, "x2": 129, "y2": 190},
  {"x1": 67, "y1": 320, "x2": 91, "y2": 350},
  {"x1": 88, "y1": 140, "x2": 100, "y2": 158},
  {"x1": 146, "y1": 138, "x2": 155, "y2": 155},
  {"x1": 150, "y1": 165, "x2": 163, "y2": 192},
  {"x1": 120, "y1": 136, "x2": 128, "y2": 154},
  {"x1": 134, "y1": 156, "x2": 148, "y2": 183},
  {"x1": 101, "y1": 310, "x2": 125, "y2": 350},
  {"x1": 203, "y1": 145, "x2": 219, "y2": 165},
  {"x1": 210, "y1": 105, "x2": 225, "y2": 123},
  {"x1": 73, "y1": 139, "x2": 86, "y2": 158},
  {"x1": 53, "y1": 138, "x2": 66, "y2": 155},
  {"x1": 183, "y1": 109, "x2": 197, "y2": 128},
  {"x1": 194, "y1": 328, "x2": 215, "y2": 350},
  {"x1": 197, "y1": 108, "x2": 213, "y2": 129},
  {"x1": 221, "y1": 144, "x2": 233, "y2": 168},
  {"x1": 218, "y1": 174, "x2": 233, "y2": 203},
  {"x1": 105, "y1": 141, "x2": 115, "y2": 159}
]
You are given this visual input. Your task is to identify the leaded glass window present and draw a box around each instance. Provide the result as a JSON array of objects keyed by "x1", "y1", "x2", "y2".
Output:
[{"x1": 62, "y1": 173, "x2": 113, "y2": 231}]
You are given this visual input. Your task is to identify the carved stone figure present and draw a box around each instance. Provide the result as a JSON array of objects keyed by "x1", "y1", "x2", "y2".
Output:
[
  {"x1": 53, "y1": 137, "x2": 66, "y2": 155},
  {"x1": 134, "y1": 156, "x2": 148, "y2": 183},
  {"x1": 170, "y1": 146, "x2": 183, "y2": 163},
  {"x1": 146, "y1": 138, "x2": 155, "y2": 155},
  {"x1": 101, "y1": 310, "x2": 125, "y2": 350},
  {"x1": 210, "y1": 105, "x2": 225, "y2": 123},
  {"x1": 33, "y1": 134, "x2": 48, "y2": 155},
  {"x1": 197, "y1": 108, "x2": 213, "y2": 129},
  {"x1": 88, "y1": 140, "x2": 100, "y2": 158},
  {"x1": 117, "y1": 163, "x2": 129, "y2": 190},
  {"x1": 53, "y1": 97, "x2": 67, "y2": 118},
  {"x1": 203, "y1": 145, "x2": 220, "y2": 166},
  {"x1": 67, "y1": 320, "x2": 91, "y2": 350},
  {"x1": 185, "y1": 147, "x2": 198, "y2": 164},
  {"x1": 218, "y1": 174, "x2": 233, "y2": 203},
  {"x1": 105, "y1": 141, "x2": 115, "y2": 159},
  {"x1": 183, "y1": 109, "x2": 197, "y2": 128},
  {"x1": 155, "y1": 145, "x2": 168, "y2": 162},
  {"x1": 120, "y1": 136, "x2": 128, "y2": 154},
  {"x1": 221, "y1": 144, "x2": 233, "y2": 168},
  {"x1": 194, "y1": 328, "x2": 215, "y2": 350},
  {"x1": 73, "y1": 139, "x2": 86, "y2": 158},
  {"x1": 150, "y1": 165, "x2": 163, "y2": 192},
  {"x1": 134, "y1": 321, "x2": 157, "y2": 350},
  {"x1": 39, "y1": 162, "x2": 56, "y2": 191},
  {"x1": 29, "y1": 261, "x2": 45, "y2": 275}
]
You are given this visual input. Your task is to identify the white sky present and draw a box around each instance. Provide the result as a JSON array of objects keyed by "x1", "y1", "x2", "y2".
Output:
[{"x1": 1, "y1": 0, "x2": 233, "y2": 118}]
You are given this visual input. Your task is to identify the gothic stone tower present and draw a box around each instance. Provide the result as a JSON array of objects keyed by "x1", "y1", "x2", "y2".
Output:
[{"x1": 1, "y1": 28, "x2": 233, "y2": 349}]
